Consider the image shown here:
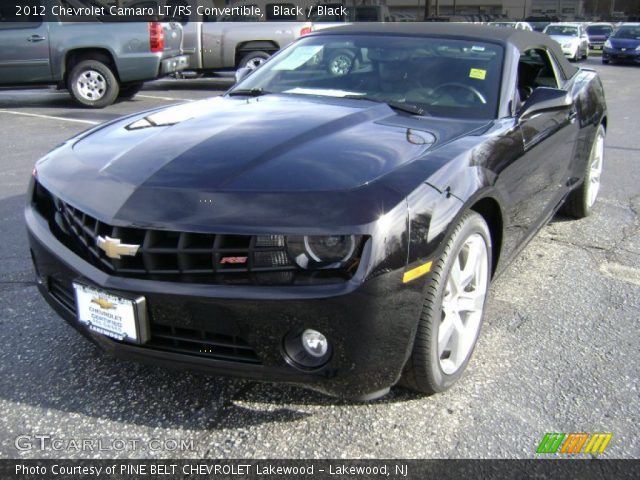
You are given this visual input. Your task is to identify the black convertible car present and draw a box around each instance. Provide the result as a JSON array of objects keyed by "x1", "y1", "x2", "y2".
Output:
[{"x1": 26, "y1": 24, "x2": 607, "y2": 400}]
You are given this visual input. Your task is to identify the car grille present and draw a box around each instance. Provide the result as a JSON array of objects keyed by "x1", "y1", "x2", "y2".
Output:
[
  {"x1": 33, "y1": 182, "x2": 355, "y2": 285},
  {"x1": 48, "y1": 277, "x2": 261, "y2": 364}
]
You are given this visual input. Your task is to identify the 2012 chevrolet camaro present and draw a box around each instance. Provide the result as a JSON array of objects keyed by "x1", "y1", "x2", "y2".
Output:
[{"x1": 26, "y1": 24, "x2": 607, "y2": 400}]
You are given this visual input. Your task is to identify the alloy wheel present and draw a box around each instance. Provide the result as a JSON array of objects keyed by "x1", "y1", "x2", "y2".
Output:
[
  {"x1": 438, "y1": 233, "x2": 489, "y2": 375},
  {"x1": 76, "y1": 70, "x2": 107, "y2": 101},
  {"x1": 586, "y1": 130, "x2": 604, "y2": 208}
]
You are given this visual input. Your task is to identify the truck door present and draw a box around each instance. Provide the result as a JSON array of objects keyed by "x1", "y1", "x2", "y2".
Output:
[{"x1": 0, "y1": 3, "x2": 51, "y2": 84}]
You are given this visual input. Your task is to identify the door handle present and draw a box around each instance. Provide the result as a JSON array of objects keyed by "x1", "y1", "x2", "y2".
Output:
[{"x1": 27, "y1": 35, "x2": 46, "y2": 43}]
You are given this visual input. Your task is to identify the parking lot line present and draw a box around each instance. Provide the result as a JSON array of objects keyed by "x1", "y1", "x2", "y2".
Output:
[{"x1": 0, "y1": 109, "x2": 99, "y2": 125}]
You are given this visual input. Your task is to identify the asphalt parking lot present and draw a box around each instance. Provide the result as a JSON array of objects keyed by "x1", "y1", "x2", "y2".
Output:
[{"x1": 0, "y1": 58, "x2": 638, "y2": 460}]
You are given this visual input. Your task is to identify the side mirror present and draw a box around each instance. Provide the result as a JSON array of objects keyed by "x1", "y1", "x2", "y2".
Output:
[
  {"x1": 518, "y1": 87, "x2": 573, "y2": 120},
  {"x1": 235, "y1": 67, "x2": 252, "y2": 84}
]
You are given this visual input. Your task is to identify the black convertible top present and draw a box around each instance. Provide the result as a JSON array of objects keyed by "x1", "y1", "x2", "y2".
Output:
[{"x1": 315, "y1": 23, "x2": 578, "y2": 79}]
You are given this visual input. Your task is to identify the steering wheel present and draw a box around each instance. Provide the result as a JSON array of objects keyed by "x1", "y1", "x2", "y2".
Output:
[{"x1": 432, "y1": 83, "x2": 487, "y2": 105}]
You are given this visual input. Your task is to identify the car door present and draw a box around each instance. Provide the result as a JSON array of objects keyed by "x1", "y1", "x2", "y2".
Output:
[
  {"x1": 0, "y1": 3, "x2": 51, "y2": 84},
  {"x1": 500, "y1": 48, "x2": 579, "y2": 244}
]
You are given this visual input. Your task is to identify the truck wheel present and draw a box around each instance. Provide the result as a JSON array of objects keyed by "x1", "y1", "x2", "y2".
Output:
[
  {"x1": 68, "y1": 59, "x2": 119, "y2": 108},
  {"x1": 401, "y1": 212, "x2": 492, "y2": 395},
  {"x1": 118, "y1": 82, "x2": 144, "y2": 100},
  {"x1": 327, "y1": 49, "x2": 355, "y2": 76},
  {"x1": 239, "y1": 51, "x2": 270, "y2": 70}
]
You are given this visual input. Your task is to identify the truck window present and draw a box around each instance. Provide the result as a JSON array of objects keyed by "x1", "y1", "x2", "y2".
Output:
[{"x1": 0, "y1": 0, "x2": 43, "y2": 27}]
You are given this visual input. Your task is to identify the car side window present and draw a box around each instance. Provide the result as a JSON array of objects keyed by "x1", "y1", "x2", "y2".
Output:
[
  {"x1": 517, "y1": 48, "x2": 560, "y2": 106},
  {"x1": 0, "y1": 1, "x2": 43, "y2": 28}
]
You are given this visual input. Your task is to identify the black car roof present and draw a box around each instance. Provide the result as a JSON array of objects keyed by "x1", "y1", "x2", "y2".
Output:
[{"x1": 313, "y1": 23, "x2": 578, "y2": 79}]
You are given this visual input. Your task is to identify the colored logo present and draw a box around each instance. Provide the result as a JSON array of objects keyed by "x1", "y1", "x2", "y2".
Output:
[
  {"x1": 91, "y1": 297, "x2": 115, "y2": 310},
  {"x1": 96, "y1": 235, "x2": 140, "y2": 259},
  {"x1": 536, "y1": 432, "x2": 612, "y2": 454}
]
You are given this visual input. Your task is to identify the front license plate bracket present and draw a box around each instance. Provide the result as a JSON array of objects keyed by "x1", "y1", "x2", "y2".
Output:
[{"x1": 73, "y1": 282, "x2": 150, "y2": 344}]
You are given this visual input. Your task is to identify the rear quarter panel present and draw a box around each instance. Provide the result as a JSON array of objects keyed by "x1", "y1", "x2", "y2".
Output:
[{"x1": 49, "y1": 21, "x2": 182, "y2": 82}]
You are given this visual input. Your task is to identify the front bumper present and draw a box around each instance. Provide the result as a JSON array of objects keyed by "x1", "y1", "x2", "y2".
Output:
[
  {"x1": 561, "y1": 45, "x2": 579, "y2": 58},
  {"x1": 160, "y1": 55, "x2": 190, "y2": 75},
  {"x1": 26, "y1": 205, "x2": 425, "y2": 399},
  {"x1": 603, "y1": 48, "x2": 640, "y2": 62}
]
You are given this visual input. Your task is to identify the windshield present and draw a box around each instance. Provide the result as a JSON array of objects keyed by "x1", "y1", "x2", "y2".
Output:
[
  {"x1": 586, "y1": 25, "x2": 613, "y2": 36},
  {"x1": 613, "y1": 26, "x2": 640, "y2": 40},
  {"x1": 545, "y1": 25, "x2": 578, "y2": 36},
  {"x1": 230, "y1": 34, "x2": 504, "y2": 119}
]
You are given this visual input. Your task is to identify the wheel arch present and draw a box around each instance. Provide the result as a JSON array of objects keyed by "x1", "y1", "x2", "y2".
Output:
[
  {"x1": 469, "y1": 196, "x2": 504, "y2": 278},
  {"x1": 406, "y1": 183, "x2": 504, "y2": 279},
  {"x1": 235, "y1": 41, "x2": 279, "y2": 66},
  {"x1": 63, "y1": 48, "x2": 119, "y2": 85}
]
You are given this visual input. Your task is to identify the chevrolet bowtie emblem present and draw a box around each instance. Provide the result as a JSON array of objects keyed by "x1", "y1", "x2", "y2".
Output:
[
  {"x1": 96, "y1": 235, "x2": 140, "y2": 259},
  {"x1": 91, "y1": 297, "x2": 115, "y2": 310}
]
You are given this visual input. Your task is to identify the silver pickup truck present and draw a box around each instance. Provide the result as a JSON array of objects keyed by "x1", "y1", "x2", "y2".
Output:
[
  {"x1": 177, "y1": 0, "x2": 390, "y2": 73},
  {"x1": 0, "y1": 0, "x2": 189, "y2": 107},
  {"x1": 123, "y1": 0, "x2": 308, "y2": 72}
]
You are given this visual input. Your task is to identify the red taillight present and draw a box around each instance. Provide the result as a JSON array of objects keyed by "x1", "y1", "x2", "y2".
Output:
[
  {"x1": 149, "y1": 22, "x2": 164, "y2": 53},
  {"x1": 300, "y1": 26, "x2": 313, "y2": 36}
]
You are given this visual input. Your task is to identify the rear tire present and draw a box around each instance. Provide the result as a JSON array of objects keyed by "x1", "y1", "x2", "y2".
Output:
[
  {"x1": 560, "y1": 124, "x2": 605, "y2": 219},
  {"x1": 326, "y1": 49, "x2": 356, "y2": 76},
  {"x1": 401, "y1": 212, "x2": 492, "y2": 395},
  {"x1": 68, "y1": 59, "x2": 119, "y2": 108},
  {"x1": 238, "y1": 51, "x2": 270, "y2": 70}
]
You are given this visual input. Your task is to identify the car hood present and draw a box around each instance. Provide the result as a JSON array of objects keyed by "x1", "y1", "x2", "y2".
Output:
[
  {"x1": 37, "y1": 95, "x2": 489, "y2": 229},
  {"x1": 608, "y1": 37, "x2": 640, "y2": 49},
  {"x1": 550, "y1": 35, "x2": 579, "y2": 44}
]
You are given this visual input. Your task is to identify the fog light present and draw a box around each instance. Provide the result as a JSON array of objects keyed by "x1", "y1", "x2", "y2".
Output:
[
  {"x1": 302, "y1": 329, "x2": 328, "y2": 357},
  {"x1": 283, "y1": 328, "x2": 331, "y2": 369}
]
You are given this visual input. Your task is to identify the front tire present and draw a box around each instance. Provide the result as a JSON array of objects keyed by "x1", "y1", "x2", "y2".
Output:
[
  {"x1": 401, "y1": 212, "x2": 492, "y2": 395},
  {"x1": 560, "y1": 124, "x2": 605, "y2": 219},
  {"x1": 68, "y1": 59, "x2": 119, "y2": 108}
]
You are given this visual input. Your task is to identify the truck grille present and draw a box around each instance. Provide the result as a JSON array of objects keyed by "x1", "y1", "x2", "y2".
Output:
[
  {"x1": 47, "y1": 277, "x2": 261, "y2": 364},
  {"x1": 33, "y1": 182, "x2": 354, "y2": 285}
]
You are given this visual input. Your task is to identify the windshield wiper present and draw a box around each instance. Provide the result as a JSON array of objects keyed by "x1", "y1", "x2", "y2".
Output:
[
  {"x1": 343, "y1": 95, "x2": 426, "y2": 116},
  {"x1": 227, "y1": 88, "x2": 270, "y2": 97}
]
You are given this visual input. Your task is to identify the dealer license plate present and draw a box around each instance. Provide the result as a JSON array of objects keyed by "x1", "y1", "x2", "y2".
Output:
[{"x1": 73, "y1": 283, "x2": 148, "y2": 343}]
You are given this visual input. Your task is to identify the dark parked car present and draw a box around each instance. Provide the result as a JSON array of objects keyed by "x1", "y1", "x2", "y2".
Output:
[
  {"x1": 26, "y1": 24, "x2": 607, "y2": 400},
  {"x1": 586, "y1": 23, "x2": 614, "y2": 50},
  {"x1": 603, "y1": 23, "x2": 640, "y2": 64}
]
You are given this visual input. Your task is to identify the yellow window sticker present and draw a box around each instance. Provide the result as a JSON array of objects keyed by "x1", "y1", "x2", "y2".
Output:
[{"x1": 469, "y1": 68, "x2": 487, "y2": 80}]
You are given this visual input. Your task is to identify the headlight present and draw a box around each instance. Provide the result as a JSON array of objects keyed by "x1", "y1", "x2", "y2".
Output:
[
  {"x1": 604, "y1": 39, "x2": 612, "y2": 48},
  {"x1": 562, "y1": 42, "x2": 574, "y2": 49},
  {"x1": 287, "y1": 235, "x2": 360, "y2": 269},
  {"x1": 636, "y1": 45, "x2": 640, "y2": 51}
]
